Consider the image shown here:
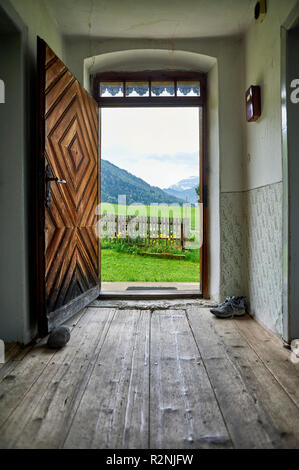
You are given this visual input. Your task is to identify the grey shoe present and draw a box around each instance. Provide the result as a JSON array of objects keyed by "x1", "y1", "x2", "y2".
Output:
[
  {"x1": 210, "y1": 297, "x2": 246, "y2": 319},
  {"x1": 214, "y1": 296, "x2": 234, "y2": 308}
]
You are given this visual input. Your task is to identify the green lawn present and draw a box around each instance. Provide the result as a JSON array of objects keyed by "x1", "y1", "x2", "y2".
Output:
[{"x1": 101, "y1": 249, "x2": 200, "y2": 282}]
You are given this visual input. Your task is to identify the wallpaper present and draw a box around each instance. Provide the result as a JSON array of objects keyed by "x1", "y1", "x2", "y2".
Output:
[
  {"x1": 220, "y1": 182, "x2": 283, "y2": 336},
  {"x1": 244, "y1": 182, "x2": 283, "y2": 336}
]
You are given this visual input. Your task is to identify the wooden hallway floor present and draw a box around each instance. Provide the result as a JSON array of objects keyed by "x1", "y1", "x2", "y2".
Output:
[{"x1": 0, "y1": 300, "x2": 299, "y2": 449}]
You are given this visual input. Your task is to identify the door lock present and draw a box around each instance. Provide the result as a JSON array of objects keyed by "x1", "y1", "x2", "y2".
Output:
[{"x1": 45, "y1": 165, "x2": 66, "y2": 208}]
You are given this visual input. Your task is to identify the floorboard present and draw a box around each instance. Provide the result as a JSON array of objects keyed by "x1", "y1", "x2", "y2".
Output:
[
  {"x1": 0, "y1": 304, "x2": 298, "y2": 449},
  {"x1": 150, "y1": 309, "x2": 232, "y2": 449},
  {"x1": 64, "y1": 309, "x2": 150, "y2": 449},
  {"x1": 234, "y1": 316, "x2": 299, "y2": 407},
  {"x1": 0, "y1": 308, "x2": 114, "y2": 448},
  {"x1": 210, "y1": 312, "x2": 299, "y2": 448},
  {"x1": 187, "y1": 308, "x2": 299, "y2": 449}
]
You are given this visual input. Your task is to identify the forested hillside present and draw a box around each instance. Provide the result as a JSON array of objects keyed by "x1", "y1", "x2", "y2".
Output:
[{"x1": 101, "y1": 159, "x2": 184, "y2": 205}]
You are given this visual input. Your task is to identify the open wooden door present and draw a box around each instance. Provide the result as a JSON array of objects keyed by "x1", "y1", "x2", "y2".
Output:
[{"x1": 37, "y1": 38, "x2": 100, "y2": 335}]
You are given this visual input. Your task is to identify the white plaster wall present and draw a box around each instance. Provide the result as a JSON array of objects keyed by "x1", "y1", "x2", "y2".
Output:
[
  {"x1": 207, "y1": 63, "x2": 220, "y2": 301},
  {"x1": 244, "y1": 0, "x2": 297, "y2": 190},
  {"x1": 243, "y1": 0, "x2": 298, "y2": 336}
]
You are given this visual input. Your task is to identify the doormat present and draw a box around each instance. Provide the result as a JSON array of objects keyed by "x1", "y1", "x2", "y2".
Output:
[{"x1": 126, "y1": 287, "x2": 178, "y2": 291}]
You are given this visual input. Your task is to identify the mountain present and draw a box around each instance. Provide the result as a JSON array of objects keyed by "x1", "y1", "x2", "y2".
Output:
[
  {"x1": 164, "y1": 176, "x2": 199, "y2": 204},
  {"x1": 101, "y1": 159, "x2": 184, "y2": 205}
]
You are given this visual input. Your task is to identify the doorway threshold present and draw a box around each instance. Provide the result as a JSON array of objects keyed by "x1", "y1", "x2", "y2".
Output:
[
  {"x1": 98, "y1": 290, "x2": 202, "y2": 300},
  {"x1": 99, "y1": 282, "x2": 202, "y2": 299}
]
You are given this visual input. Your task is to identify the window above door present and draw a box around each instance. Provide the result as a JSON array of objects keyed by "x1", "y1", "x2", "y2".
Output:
[{"x1": 92, "y1": 71, "x2": 206, "y2": 107}]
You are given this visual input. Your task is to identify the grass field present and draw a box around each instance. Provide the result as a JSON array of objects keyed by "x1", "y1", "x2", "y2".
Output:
[
  {"x1": 101, "y1": 249, "x2": 200, "y2": 282},
  {"x1": 101, "y1": 203, "x2": 199, "y2": 227},
  {"x1": 100, "y1": 203, "x2": 201, "y2": 282}
]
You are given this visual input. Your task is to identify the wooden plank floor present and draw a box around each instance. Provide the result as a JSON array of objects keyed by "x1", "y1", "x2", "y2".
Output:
[{"x1": 0, "y1": 302, "x2": 299, "y2": 449}]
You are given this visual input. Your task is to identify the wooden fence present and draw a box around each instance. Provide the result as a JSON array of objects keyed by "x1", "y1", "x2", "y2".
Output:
[{"x1": 101, "y1": 215, "x2": 190, "y2": 250}]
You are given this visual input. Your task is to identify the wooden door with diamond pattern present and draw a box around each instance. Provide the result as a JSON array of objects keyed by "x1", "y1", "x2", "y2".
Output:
[{"x1": 37, "y1": 38, "x2": 100, "y2": 334}]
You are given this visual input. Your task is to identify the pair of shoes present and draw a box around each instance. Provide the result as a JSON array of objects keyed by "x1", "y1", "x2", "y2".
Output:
[{"x1": 210, "y1": 296, "x2": 246, "y2": 319}]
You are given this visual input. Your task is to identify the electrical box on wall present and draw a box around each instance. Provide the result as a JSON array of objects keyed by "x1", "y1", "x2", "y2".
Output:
[
  {"x1": 246, "y1": 85, "x2": 261, "y2": 122},
  {"x1": 255, "y1": 0, "x2": 267, "y2": 24}
]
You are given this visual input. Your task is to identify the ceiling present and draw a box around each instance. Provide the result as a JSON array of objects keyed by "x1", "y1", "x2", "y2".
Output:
[{"x1": 45, "y1": 0, "x2": 256, "y2": 39}]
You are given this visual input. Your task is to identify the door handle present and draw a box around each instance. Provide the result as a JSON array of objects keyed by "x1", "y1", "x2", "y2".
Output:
[
  {"x1": 47, "y1": 176, "x2": 67, "y2": 184},
  {"x1": 45, "y1": 165, "x2": 66, "y2": 208}
]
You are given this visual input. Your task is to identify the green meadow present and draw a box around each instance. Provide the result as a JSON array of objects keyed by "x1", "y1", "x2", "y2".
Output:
[
  {"x1": 101, "y1": 249, "x2": 200, "y2": 282},
  {"x1": 100, "y1": 204, "x2": 201, "y2": 282}
]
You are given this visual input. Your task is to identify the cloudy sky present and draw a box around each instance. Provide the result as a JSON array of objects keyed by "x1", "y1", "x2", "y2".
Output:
[{"x1": 101, "y1": 107, "x2": 200, "y2": 189}]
